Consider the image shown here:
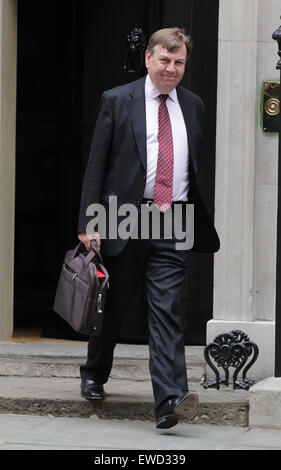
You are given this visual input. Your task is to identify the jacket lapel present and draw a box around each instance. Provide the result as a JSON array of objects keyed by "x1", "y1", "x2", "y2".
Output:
[
  {"x1": 176, "y1": 86, "x2": 197, "y2": 167},
  {"x1": 127, "y1": 76, "x2": 147, "y2": 170}
]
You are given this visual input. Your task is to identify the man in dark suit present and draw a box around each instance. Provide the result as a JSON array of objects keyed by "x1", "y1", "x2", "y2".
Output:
[{"x1": 77, "y1": 27, "x2": 220, "y2": 429}]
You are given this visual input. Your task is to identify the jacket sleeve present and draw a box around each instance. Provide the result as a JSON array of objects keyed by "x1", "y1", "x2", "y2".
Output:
[{"x1": 77, "y1": 92, "x2": 113, "y2": 233}]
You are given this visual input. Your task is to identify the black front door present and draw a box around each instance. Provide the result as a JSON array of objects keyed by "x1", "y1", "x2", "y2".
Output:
[{"x1": 15, "y1": 0, "x2": 219, "y2": 345}]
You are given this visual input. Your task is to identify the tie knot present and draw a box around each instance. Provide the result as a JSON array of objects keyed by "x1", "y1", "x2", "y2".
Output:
[{"x1": 159, "y1": 94, "x2": 168, "y2": 103}]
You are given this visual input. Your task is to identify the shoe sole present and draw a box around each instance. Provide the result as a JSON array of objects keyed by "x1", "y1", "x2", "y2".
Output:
[
  {"x1": 156, "y1": 392, "x2": 199, "y2": 429},
  {"x1": 81, "y1": 393, "x2": 105, "y2": 400},
  {"x1": 174, "y1": 391, "x2": 199, "y2": 420}
]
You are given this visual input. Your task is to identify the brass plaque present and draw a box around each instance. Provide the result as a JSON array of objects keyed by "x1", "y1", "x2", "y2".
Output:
[{"x1": 263, "y1": 81, "x2": 280, "y2": 132}]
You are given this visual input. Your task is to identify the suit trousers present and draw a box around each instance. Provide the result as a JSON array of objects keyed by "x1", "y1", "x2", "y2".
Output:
[{"x1": 80, "y1": 205, "x2": 190, "y2": 408}]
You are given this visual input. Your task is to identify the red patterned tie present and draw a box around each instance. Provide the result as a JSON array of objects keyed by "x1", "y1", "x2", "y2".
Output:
[{"x1": 154, "y1": 94, "x2": 174, "y2": 212}]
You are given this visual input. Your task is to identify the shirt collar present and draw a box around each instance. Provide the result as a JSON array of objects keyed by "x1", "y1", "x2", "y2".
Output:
[{"x1": 145, "y1": 74, "x2": 178, "y2": 103}]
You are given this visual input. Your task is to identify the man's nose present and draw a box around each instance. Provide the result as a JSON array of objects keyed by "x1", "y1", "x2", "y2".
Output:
[{"x1": 166, "y1": 61, "x2": 176, "y2": 73}]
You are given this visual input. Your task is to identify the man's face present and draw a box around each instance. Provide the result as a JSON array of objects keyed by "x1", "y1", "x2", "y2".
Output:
[{"x1": 145, "y1": 43, "x2": 187, "y2": 94}]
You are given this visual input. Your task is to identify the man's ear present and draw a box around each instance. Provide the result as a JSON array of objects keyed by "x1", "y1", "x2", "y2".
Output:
[{"x1": 145, "y1": 49, "x2": 151, "y2": 70}]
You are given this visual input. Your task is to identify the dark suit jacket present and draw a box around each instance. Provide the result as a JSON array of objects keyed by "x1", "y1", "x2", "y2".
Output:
[{"x1": 78, "y1": 75, "x2": 220, "y2": 256}]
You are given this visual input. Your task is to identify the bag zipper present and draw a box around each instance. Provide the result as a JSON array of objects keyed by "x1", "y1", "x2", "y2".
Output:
[{"x1": 64, "y1": 263, "x2": 88, "y2": 285}]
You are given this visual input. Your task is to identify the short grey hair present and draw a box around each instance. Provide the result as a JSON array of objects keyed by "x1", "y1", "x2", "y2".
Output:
[{"x1": 147, "y1": 27, "x2": 192, "y2": 59}]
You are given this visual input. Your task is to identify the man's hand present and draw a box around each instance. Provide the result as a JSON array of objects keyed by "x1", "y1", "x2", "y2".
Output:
[{"x1": 78, "y1": 232, "x2": 101, "y2": 251}]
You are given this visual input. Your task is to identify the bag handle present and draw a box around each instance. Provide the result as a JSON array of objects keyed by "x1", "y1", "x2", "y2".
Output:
[
  {"x1": 84, "y1": 239, "x2": 104, "y2": 266},
  {"x1": 72, "y1": 243, "x2": 83, "y2": 258},
  {"x1": 71, "y1": 240, "x2": 104, "y2": 266}
]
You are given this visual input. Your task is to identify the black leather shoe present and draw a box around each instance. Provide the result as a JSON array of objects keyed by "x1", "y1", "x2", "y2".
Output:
[
  {"x1": 81, "y1": 378, "x2": 106, "y2": 400},
  {"x1": 155, "y1": 391, "x2": 199, "y2": 429}
]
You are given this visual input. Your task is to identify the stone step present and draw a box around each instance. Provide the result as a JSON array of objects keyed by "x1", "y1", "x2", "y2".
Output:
[
  {"x1": 0, "y1": 341, "x2": 250, "y2": 426},
  {"x1": 0, "y1": 376, "x2": 250, "y2": 427},
  {"x1": 0, "y1": 342, "x2": 206, "y2": 381}
]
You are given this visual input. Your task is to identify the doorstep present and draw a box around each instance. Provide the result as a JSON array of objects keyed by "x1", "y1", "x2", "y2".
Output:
[{"x1": 0, "y1": 340, "x2": 249, "y2": 426}]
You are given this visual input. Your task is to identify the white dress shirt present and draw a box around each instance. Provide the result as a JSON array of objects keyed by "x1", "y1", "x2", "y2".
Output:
[{"x1": 143, "y1": 74, "x2": 189, "y2": 202}]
